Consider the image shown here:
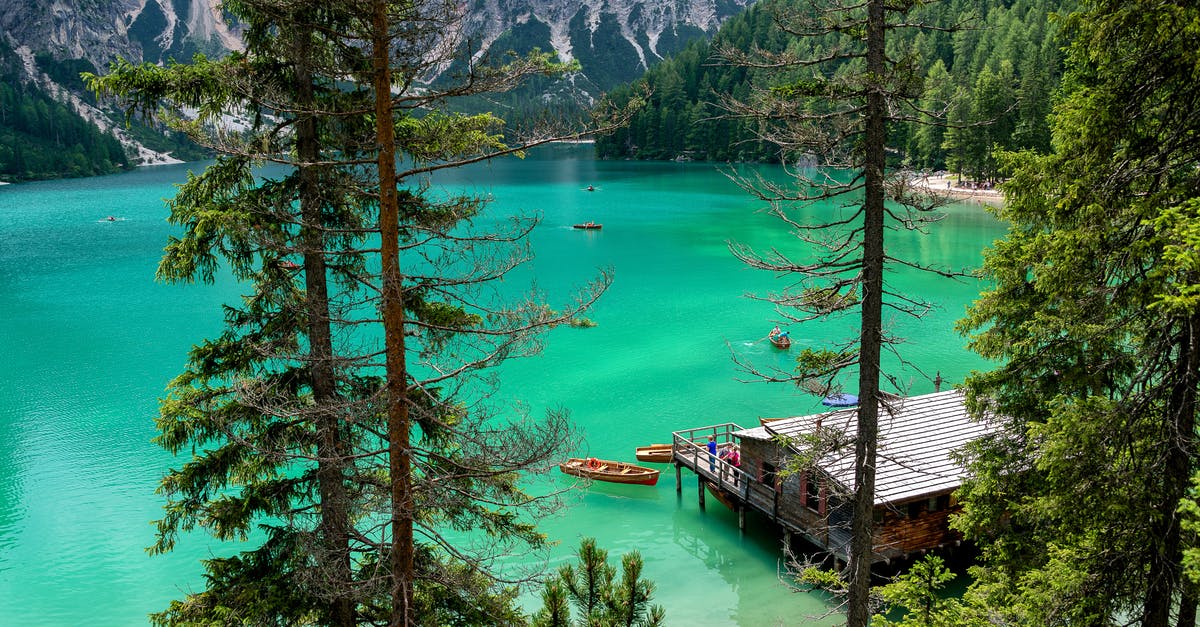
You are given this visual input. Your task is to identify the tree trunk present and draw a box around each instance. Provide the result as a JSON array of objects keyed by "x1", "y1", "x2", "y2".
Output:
[
  {"x1": 293, "y1": 20, "x2": 355, "y2": 627},
  {"x1": 1142, "y1": 316, "x2": 1200, "y2": 626},
  {"x1": 370, "y1": 2, "x2": 414, "y2": 624},
  {"x1": 846, "y1": 1, "x2": 886, "y2": 625}
]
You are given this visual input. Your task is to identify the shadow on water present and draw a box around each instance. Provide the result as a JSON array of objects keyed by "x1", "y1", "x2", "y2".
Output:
[{"x1": 668, "y1": 474, "x2": 842, "y2": 626}]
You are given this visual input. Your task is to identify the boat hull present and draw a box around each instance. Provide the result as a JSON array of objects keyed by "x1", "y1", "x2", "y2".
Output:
[
  {"x1": 634, "y1": 444, "x2": 673, "y2": 463},
  {"x1": 560, "y1": 458, "x2": 660, "y2": 486},
  {"x1": 769, "y1": 335, "x2": 791, "y2": 349},
  {"x1": 706, "y1": 482, "x2": 738, "y2": 510}
]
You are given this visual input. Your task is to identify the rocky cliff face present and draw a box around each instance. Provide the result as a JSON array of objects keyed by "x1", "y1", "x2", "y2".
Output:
[
  {"x1": 0, "y1": 0, "x2": 751, "y2": 162},
  {"x1": 2, "y1": 0, "x2": 748, "y2": 87},
  {"x1": 460, "y1": 0, "x2": 750, "y2": 74},
  {"x1": 0, "y1": 0, "x2": 241, "y2": 71}
]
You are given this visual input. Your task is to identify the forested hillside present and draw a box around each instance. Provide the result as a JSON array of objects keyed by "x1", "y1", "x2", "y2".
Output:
[
  {"x1": 0, "y1": 41, "x2": 130, "y2": 182},
  {"x1": 596, "y1": 0, "x2": 1070, "y2": 181}
]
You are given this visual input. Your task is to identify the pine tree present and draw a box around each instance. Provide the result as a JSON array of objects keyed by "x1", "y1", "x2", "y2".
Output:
[
  {"x1": 89, "y1": 1, "x2": 640, "y2": 624},
  {"x1": 957, "y1": 1, "x2": 1200, "y2": 623},
  {"x1": 714, "y1": 1, "x2": 964, "y2": 624}
]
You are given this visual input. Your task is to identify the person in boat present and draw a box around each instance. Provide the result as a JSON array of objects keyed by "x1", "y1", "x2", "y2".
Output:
[
  {"x1": 586, "y1": 185, "x2": 595, "y2": 191},
  {"x1": 106, "y1": 216, "x2": 116, "y2": 221},
  {"x1": 777, "y1": 330, "x2": 790, "y2": 341}
]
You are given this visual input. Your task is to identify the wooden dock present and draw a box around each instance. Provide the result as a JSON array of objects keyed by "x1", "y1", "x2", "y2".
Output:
[
  {"x1": 669, "y1": 424, "x2": 851, "y2": 561},
  {"x1": 673, "y1": 391, "x2": 991, "y2": 565}
]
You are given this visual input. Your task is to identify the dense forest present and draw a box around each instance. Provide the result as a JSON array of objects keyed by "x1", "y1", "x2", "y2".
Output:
[
  {"x1": 0, "y1": 41, "x2": 130, "y2": 182},
  {"x1": 595, "y1": 0, "x2": 1069, "y2": 183}
]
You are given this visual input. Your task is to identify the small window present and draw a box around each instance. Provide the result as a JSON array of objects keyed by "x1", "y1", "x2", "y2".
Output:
[
  {"x1": 762, "y1": 462, "x2": 778, "y2": 490},
  {"x1": 936, "y1": 494, "x2": 951, "y2": 511},
  {"x1": 805, "y1": 474, "x2": 821, "y2": 511},
  {"x1": 907, "y1": 500, "x2": 925, "y2": 518}
]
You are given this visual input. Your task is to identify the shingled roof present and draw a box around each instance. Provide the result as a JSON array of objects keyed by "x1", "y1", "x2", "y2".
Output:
[{"x1": 733, "y1": 389, "x2": 995, "y2": 505}]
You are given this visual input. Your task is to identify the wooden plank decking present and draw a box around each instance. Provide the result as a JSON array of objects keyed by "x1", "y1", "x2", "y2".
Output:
[{"x1": 669, "y1": 424, "x2": 852, "y2": 561}]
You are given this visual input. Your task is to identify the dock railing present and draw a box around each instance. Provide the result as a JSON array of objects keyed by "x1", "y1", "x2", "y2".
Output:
[
  {"x1": 672, "y1": 423, "x2": 798, "y2": 526},
  {"x1": 671, "y1": 423, "x2": 754, "y2": 498}
]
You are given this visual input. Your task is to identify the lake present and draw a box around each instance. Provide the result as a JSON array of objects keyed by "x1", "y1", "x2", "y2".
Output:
[{"x1": 0, "y1": 144, "x2": 1005, "y2": 625}]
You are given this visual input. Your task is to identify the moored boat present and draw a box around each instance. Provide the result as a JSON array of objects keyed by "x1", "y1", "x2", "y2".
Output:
[
  {"x1": 560, "y1": 457, "x2": 660, "y2": 486},
  {"x1": 573, "y1": 221, "x2": 602, "y2": 230},
  {"x1": 705, "y1": 482, "x2": 738, "y2": 510},
  {"x1": 634, "y1": 443, "x2": 673, "y2": 463}
]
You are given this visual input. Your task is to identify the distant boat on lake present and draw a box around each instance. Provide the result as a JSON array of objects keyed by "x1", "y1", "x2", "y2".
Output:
[{"x1": 573, "y1": 221, "x2": 602, "y2": 230}]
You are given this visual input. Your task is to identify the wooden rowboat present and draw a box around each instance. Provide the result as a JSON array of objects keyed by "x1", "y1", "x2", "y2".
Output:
[
  {"x1": 634, "y1": 443, "x2": 674, "y2": 463},
  {"x1": 706, "y1": 482, "x2": 738, "y2": 510},
  {"x1": 560, "y1": 457, "x2": 660, "y2": 486},
  {"x1": 573, "y1": 221, "x2": 602, "y2": 230},
  {"x1": 769, "y1": 334, "x2": 791, "y2": 349}
]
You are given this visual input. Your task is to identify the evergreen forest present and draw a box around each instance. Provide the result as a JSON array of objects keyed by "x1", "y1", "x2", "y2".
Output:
[
  {"x1": 10, "y1": 0, "x2": 1200, "y2": 625},
  {"x1": 0, "y1": 42, "x2": 130, "y2": 182},
  {"x1": 595, "y1": 0, "x2": 1068, "y2": 184}
]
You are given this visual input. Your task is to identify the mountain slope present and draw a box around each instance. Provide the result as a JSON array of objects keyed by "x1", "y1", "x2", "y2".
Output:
[{"x1": 0, "y1": 0, "x2": 753, "y2": 179}]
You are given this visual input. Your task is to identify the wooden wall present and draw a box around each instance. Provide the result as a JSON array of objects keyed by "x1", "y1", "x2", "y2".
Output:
[{"x1": 737, "y1": 436, "x2": 961, "y2": 561}]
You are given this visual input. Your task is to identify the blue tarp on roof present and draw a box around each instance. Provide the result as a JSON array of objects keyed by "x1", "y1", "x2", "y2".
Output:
[{"x1": 821, "y1": 393, "x2": 859, "y2": 407}]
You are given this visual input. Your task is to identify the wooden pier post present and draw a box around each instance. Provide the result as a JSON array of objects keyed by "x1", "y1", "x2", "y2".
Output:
[
  {"x1": 698, "y1": 478, "x2": 706, "y2": 510},
  {"x1": 675, "y1": 463, "x2": 682, "y2": 494},
  {"x1": 738, "y1": 506, "x2": 746, "y2": 531}
]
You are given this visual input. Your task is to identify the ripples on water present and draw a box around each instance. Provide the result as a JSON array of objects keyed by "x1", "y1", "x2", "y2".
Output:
[{"x1": 0, "y1": 149, "x2": 1005, "y2": 625}]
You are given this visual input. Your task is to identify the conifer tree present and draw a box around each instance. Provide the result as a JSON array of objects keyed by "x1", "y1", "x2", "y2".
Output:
[
  {"x1": 957, "y1": 1, "x2": 1200, "y2": 624},
  {"x1": 531, "y1": 537, "x2": 665, "y2": 627},
  {"x1": 714, "y1": 1, "x2": 965, "y2": 624},
  {"x1": 89, "y1": 0, "x2": 639, "y2": 624}
]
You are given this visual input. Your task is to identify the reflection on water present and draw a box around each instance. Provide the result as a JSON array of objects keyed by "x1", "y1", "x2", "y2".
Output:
[{"x1": 0, "y1": 145, "x2": 1005, "y2": 625}]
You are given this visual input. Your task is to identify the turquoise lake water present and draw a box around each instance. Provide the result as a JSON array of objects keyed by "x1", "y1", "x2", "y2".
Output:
[{"x1": 0, "y1": 144, "x2": 1006, "y2": 625}]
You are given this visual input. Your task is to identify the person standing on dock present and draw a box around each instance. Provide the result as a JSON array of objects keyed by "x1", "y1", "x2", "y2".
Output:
[{"x1": 707, "y1": 435, "x2": 718, "y2": 470}]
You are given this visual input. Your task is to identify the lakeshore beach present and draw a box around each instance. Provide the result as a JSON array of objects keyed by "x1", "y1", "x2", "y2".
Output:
[{"x1": 916, "y1": 173, "x2": 1004, "y2": 206}]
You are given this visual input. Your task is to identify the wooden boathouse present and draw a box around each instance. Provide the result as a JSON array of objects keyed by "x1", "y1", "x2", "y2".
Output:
[{"x1": 669, "y1": 389, "x2": 995, "y2": 564}]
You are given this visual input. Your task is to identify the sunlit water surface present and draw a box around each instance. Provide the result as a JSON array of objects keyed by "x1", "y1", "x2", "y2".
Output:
[{"x1": 0, "y1": 144, "x2": 1005, "y2": 625}]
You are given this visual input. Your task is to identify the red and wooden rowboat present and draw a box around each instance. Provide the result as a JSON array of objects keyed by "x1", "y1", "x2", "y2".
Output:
[
  {"x1": 769, "y1": 334, "x2": 791, "y2": 349},
  {"x1": 560, "y1": 457, "x2": 660, "y2": 486},
  {"x1": 573, "y1": 221, "x2": 602, "y2": 230}
]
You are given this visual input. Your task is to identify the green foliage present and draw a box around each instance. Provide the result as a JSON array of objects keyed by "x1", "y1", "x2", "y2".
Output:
[
  {"x1": 871, "y1": 556, "x2": 994, "y2": 627},
  {"x1": 596, "y1": 0, "x2": 1070, "y2": 174},
  {"x1": 0, "y1": 42, "x2": 130, "y2": 182},
  {"x1": 793, "y1": 347, "x2": 856, "y2": 384},
  {"x1": 91, "y1": 2, "x2": 613, "y2": 624},
  {"x1": 955, "y1": 0, "x2": 1200, "y2": 622},
  {"x1": 799, "y1": 285, "x2": 860, "y2": 314},
  {"x1": 531, "y1": 538, "x2": 665, "y2": 627}
]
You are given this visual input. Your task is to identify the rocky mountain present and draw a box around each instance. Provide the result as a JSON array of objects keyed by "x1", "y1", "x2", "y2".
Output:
[
  {"x1": 457, "y1": 0, "x2": 753, "y2": 99},
  {"x1": 1, "y1": 0, "x2": 748, "y2": 85},
  {"x1": 0, "y1": 0, "x2": 753, "y2": 174}
]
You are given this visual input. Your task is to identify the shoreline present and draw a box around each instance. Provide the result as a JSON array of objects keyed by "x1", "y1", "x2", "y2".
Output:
[{"x1": 912, "y1": 174, "x2": 1004, "y2": 206}]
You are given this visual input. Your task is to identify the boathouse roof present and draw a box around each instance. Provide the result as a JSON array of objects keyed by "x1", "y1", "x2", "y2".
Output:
[{"x1": 733, "y1": 389, "x2": 994, "y2": 505}]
